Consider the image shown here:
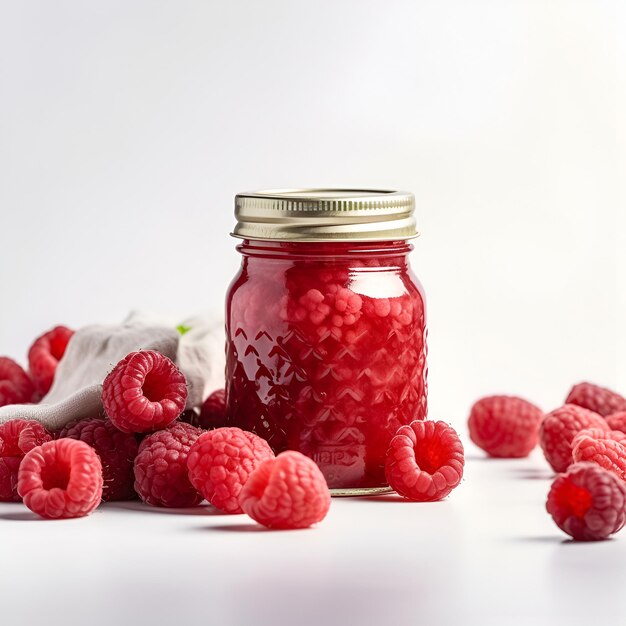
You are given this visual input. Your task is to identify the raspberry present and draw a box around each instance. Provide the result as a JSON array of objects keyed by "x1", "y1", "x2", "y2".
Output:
[
  {"x1": 0, "y1": 419, "x2": 52, "y2": 502},
  {"x1": 607, "y1": 411, "x2": 626, "y2": 434},
  {"x1": 467, "y1": 395, "x2": 543, "y2": 458},
  {"x1": 546, "y1": 462, "x2": 626, "y2": 541},
  {"x1": 565, "y1": 382, "x2": 626, "y2": 417},
  {"x1": 180, "y1": 390, "x2": 227, "y2": 430},
  {"x1": 239, "y1": 451, "x2": 331, "y2": 529},
  {"x1": 198, "y1": 389, "x2": 227, "y2": 429},
  {"x1": 0, "y1": 418, "x2": 52, "y2": 456},
  {"x1": 102, "y1": 350, "x2": 188, "y2": 433},
  {"x1": 28, "y1": 325, "x2": 74, "y2": 397},
  {"x1": 385, "y1": 420, "x2": 465, "y2": 502},
  {"x1": 59, "y1": 417, "x2": 138, "y2": 501},
  {"x1": 134, "y1": 422, "x2": 202, "y2": 507},
  {"x1": 187, "y1": 427, "x2": 274, "y2": 513},
  {"x1": 572, "y1": 428, "x2": 626, "y2": 481},
  {"x1": 0, "y1": 457, "x2": 22, "y2": 501},
  {"x1": 178, "y1": 409, "x2": 200, "y2": 426},
  {"x1": 18, "y1": 439, "x2": 103, "y2": 518},
  {"x1": 0, "y1": 357, "x2": 36, "y2": 407},
  {"x1": 539, "y1": 404, "x2": 609, "y2": 473}
]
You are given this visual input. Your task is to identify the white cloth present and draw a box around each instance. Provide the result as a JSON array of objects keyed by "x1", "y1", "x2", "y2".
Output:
[{"x1": 0, "y1": 313, "x2": 225, "y2": 431}]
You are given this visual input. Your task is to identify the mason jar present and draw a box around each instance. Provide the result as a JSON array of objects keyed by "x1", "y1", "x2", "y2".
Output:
[{"x1": 225, "y1": 189, "x2": 427, "y2": 494}]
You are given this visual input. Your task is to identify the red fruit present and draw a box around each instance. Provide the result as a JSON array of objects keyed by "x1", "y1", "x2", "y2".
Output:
[
  {"x1": 198, "y1": 389, "x2": 227, "y2": 429},
  {"x1": 0, "y1": 457, "x2": 22, "y2": 501},
  {"x1": 467, "y1": 395, "x2": 542, "y2": 458},
  {"x1": 566, "y1": 382, "x2": 626, "y2": 417},
  {"x1": 28, "y1": 325, "x2": 74, "y2": 397},
  {"x1": 187, "y1": 427, "x2": 274, "y2": 514},
  {"x1": 572, "y1": 428, "x2": 626, "y2": 481},
  {"x1": 239, "y1": 450, "x2": 331, "y2": 529},
  {"x1": 102, "y1": 350, "x2": 188, "y2": 433},
  {"x1": 178, "y1": 409, "x2": 200, "y2": 426},
  {"x1": 539, "y1": 404, "x2": 609, "y2": 473},
  {"x1": 607, "y1": 411, "x2": 626, "y2": 434},
  {"x1": 134, "y1": 422, "x2": 202, "y2": 507},
  {"x1": 59, "y1": 417, "x2": 138, "y2": 501},
  {"x1": 0, "y1": 419, "x2": 52, "y2": 456},
  {"x1": 0, "y1": 419, "x2": 52, "y2": 502},
  {"x1": 18, "y1": 439, "x2": 103, "y2": 518},
  {"x1": 546, "y1": 462, "x2": 626, "y2": 541},
  {"x1": 0, "y1": 357, "x2": 35, "y2": 406},
  {"x1": 385, "y1": 420, "x2": 465, "y2": 502}
]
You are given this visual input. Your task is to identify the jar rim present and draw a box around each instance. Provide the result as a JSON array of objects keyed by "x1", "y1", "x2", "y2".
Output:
[{"x1": 232, "y1": 188, "x2": 418, "y2": 242}]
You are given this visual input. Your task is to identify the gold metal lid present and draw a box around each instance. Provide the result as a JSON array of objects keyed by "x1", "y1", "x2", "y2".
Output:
[{"x1": 232, "y1": 189, "x2": 417, "y2": 242}]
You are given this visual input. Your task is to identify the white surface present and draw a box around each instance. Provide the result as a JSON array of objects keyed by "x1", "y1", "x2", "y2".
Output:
[
  {"x1": 1, "y1": 447, "x2": 624, "y2": 626},
  {"x1": 1, "y1": 0, "x2": 625, "y2": 419},
  {"x1": 0, "y1": 3, "x2": 624, "y2": 623}
]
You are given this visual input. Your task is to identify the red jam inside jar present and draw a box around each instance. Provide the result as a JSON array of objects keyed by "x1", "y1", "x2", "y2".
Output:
[{"x1": 225, "y1": 190, "x2": 427, "y2": 493}]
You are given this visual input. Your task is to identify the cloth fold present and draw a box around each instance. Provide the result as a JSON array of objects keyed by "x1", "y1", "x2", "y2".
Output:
[{"x1": 0, "y1": 313, "x2": 225, "y2": 431}]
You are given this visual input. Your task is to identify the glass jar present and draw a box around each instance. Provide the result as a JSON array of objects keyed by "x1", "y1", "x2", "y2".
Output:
[{"x1": 225, "y1": 190, "x2": 427, "y2": 494}]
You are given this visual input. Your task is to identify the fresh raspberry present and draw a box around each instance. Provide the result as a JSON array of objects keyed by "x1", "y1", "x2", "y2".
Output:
[
  {"x1": 572, "y1": 428, "x2": 626, "y2": 481},
  {"x1": 0, "y1": 457, "x2": 22, "y2": 501},
  {"x1": 28, "y1": 325, "x2": 74, "y2": 397},
  {"x1": 178, "y1": 408, "x2": 200, "y2": 426},
  {"x1": 134, "y1": 422, "x2": 202, "y2": 507},
  {"x1": 187, "y1": 427, "x2": 275, "y2": 513},
  {"x1": 0, "y1": 418, "x2": 52, "y2": 457},
  {"x1": 0, "y1": 419, "x2": 53, "y2": 501},
  {"x1": 565, "y1": 382, "x2": 626, "y2": 417},
  {"x1": 239, "y1": 451, "x2": 331, "y2": 529},
  {"x1": 18, "y1": 439, "x2": 103, "y2": 518},
  {"x1": 385, "y1": 420, "x2": 465, "y2": 502},
  {"x1": 59, "y1": 417, "x2": 138, "y2": 501},
  {"x1": 467, "y1": 395, "x2": 543, "y2": 458},
  {"x1": 606, "y1": 411, "x2": 626, "y2": 434},
  {"x1": 102, "y1": 350, "x2": 188, "y2": 433},
  {"x1": 546, "y1": 462, "x2": 626, "y2": 540},
  {"x1": 198, "y1": 389, "x2": 227, "y2": 429},
  {"x1": 539, "y1": 404, "x2": 609, "y2": 473},
  {"x1": 0, "y1": 357, "x2": 36, "y2": 407}
]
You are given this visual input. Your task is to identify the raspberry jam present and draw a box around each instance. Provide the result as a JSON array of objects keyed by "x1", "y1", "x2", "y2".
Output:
[{"x1": 226, "y1": 190, "x2": 427, "y2": 493}]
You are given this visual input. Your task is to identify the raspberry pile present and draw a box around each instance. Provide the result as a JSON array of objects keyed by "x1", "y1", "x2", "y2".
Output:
[
  {"x1": 0, "y1": 329, "x2": 336, "y2": 528},
  {"x1": 4, "y1": 322, "x2": 626, "y2": 542},
  {"x1": 468, "y1": 380, "x2": 626, "y2": 541}
]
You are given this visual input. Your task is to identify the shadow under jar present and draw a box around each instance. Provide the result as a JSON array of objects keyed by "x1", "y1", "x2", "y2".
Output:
[{"x1": 226, "y1": 189, "x2": 427, "y2": 495}]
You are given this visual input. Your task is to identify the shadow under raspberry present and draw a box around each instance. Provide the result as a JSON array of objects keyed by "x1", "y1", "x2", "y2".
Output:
[
  {"x1": 105, "y1": 501, "x2": 231, "y2": 516},
  {"x1": 202, "y1": 523, "x2": 311, "y2": 533}
]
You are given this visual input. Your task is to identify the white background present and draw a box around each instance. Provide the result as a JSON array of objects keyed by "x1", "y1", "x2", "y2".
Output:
[
  {"x1": 1, "y1": 0, "x2": 624, "y2": 423},
  {"x1": 0, "y1": 3, "x2": 625, "y2": 624}
]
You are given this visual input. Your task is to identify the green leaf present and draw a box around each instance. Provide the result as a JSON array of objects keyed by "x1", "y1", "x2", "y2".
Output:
[{"x1": 176, "y1": 324, "x2": 192, "y2": 336}]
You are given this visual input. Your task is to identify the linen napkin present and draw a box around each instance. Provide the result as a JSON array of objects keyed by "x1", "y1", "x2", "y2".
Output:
[{"x1": 0, "y1": 313, "x2": 225, "y2": 431}]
